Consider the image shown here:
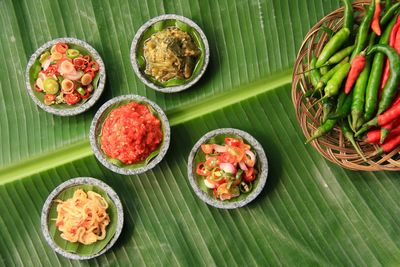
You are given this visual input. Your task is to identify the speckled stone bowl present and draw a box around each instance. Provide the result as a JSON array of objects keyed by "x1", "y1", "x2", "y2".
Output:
[
  {"x1": 130, "y1": 14, "x2": 210, "y2": 93},
  {"x1": 188, "y1": 128, "x2": 268, "y2": 209},
  {"x1": 41, "y1": 177, "x2": 123, "y2": 260},
  {"x1": 25, "y1": 37, "x2": 106, "y2": 116},
  {"x1": 90, "y1": 95, "x2": 170, "y2": 175}
]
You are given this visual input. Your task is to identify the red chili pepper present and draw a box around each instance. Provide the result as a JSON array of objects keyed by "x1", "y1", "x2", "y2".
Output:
[
  {"x1": 395, "y1": 27, "x2": 400, "y2": 54},
  {"x1": 371, "y1": 0, "x2": 381, "y2": 36},
  {"x1": 380, "y1": 133, "x2": 400, "y2": 153},
  {"x1": 81, "y1": 89, "x2": 91, "y2": 99},
  {"x1": 44, "y1": 65, "x2": 58, "y2": 76},
  {"x1": 73, "y1": 57, "x2": 86, "y2": 69},
  {"x1": 55, "y1": 43, "x2": 68, "y2": 54},
  {"x1": 83, "y1": 55, "x2": 91, "y2": 62},
  {"x1": 380, "y1": 17, "x2": 400, "y2": 93},
  {"x1": 344, "y1": 52, "x2": 366, "y2": 94},
  {"x1": 86, "y1": 61, "x2": 99, "y2": 72},
  {"x1": 377, "y1": 98, "x2": 400, "y2": 126},
  {"x1": 85, "y1": 69, "x2": 96, "y2": 79},
  {"x1": 380, "y1": 118, "x2": 400, "y2": 144},
  {"x1": 64, "y1": 91, "x2": 82, "y2": 105}
]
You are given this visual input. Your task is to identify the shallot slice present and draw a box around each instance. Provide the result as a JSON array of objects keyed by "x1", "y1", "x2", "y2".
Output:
[
  {"x1": 219, "y1": 162, "x2": 236, "y2": 174},
  {"x1": 214, "y1": 144, "x2": 226, "y2": 153},
  {"x1": 239, "y1": 161, "x2": 248, "y2": 171}
]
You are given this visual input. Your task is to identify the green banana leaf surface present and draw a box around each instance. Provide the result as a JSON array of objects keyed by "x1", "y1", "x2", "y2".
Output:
[{"x1": 1, "y1": 0, "x2": 400, "y2": 266}]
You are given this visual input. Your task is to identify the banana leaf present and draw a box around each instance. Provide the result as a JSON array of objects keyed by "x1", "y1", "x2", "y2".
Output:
[{"x1": 1, "y1": 0, "x2": 400, "y2": 266}]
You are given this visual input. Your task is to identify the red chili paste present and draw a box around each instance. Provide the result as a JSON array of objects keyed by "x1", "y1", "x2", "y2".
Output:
[{"x1": 100, "y1": 102, "x2": 163, "y2": 164}]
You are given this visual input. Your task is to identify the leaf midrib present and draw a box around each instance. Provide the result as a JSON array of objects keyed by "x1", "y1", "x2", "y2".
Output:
[{"x1": 0, "y1": 70, "x2": 292, "y2": 185}]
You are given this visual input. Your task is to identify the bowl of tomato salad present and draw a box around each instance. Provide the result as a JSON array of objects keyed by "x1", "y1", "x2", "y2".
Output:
[
  {"x1": 90, "y1": 95, "x2": 170, "y2": 175},
  {"x1": 25, "y1": 37, "x2": 105, "y2": 116},
  {"x1": 188, "y1": 128, "x2": 268, "y2": 209}
]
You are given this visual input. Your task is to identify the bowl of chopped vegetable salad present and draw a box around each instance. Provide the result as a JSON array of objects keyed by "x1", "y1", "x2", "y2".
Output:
[
  {"x1": 25, "y1": 37, "x2": 106, "y2": 116},
  {"x1": 187, "y1": 128, "x2": 268, "y2": 209}
]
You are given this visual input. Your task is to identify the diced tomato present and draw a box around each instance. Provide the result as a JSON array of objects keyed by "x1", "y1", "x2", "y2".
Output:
[
  {"x1": 227, "y1": 146, "x2": 245, "y2": 162},
  {"x1": 55, "y1": 43, "x2": 68, "y2": 54},
  {"x1": 44, "y1": 94, "x2": 56, "y2": 105},
  {"x1": 44, "y1": 65, "x2": 58, "y2": 76},
  {"x1": 64, "y1": 91, "x2": 82, "y2": 105},
  {"x1": 205, "y1": 156, "x2": 218, "y2": 169},
  {"x1": 243, "y1": 167, "x2": 257, "y2": 182},
  {"x1": 196, "y1": 162, "x2": 209, "y2": 176},
  {"x1": 201, "y1": 144, "x2": 214, "y2": 154},
  {"x1": 218, "y1": 152, "x2": 237, "y2": 164},
  {"x1": 225, "y1": 137, "x2": 241, "y2": 147},
  {"x1": 215, "y1": 183, "x2": 233, "y2": 200}
]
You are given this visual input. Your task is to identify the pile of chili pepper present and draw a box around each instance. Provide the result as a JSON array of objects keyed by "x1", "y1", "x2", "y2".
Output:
[{"x1": 306, "y1": 0, "x2": 400, "y2": 157}]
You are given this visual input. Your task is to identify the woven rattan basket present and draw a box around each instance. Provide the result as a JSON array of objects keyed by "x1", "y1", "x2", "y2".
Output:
[{"x1": 292, "y1": 1, "x2": 400, "y2": 171}]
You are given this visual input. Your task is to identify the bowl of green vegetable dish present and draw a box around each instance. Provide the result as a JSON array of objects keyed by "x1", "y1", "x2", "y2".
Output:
[
  {"x1": 25, "y1": 37, "x2": 106, "y2": 116},
  {"x1": 89, "y1": 95, "x2": 170, "y2": 175},
  {"x1": 188, "y1": 128, "x2": 268, "y2": 209},
  {"x1": 130, "y1": 14, "x2": 209, "y2": 93}
]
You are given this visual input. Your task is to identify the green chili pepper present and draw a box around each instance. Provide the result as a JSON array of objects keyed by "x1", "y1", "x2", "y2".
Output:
[
  {"x1": 310, "y1": 56, "x2": 321, "y2": 88},
  {"x1": 367, "y1": 45, "x2": 400, "y2": 114},
  {"x1": 320, "y1": 66, "x2": 330, "y2": 75},
  {"x1": 351, "y1": 1, "x2": 375, "y2": 60},
  {"x1": 327, "y1": 90, "x2": 353, "y2": 120},
  {"x1": 77, "y1": 87, "x2": 86, "y2": 96},
  {"x1": 325, "y1": 45, "x2": 354, "y2": 66},
  {"x1": 364, "y1": 17, "x2": 396, "y2": 121},
  {"x1": 306, "y1": 91, "x2": 353, "y2": 142},
  {"x1": 381, "y1": 2, "x2": 400, "y2": 26},
  {"x1": 316, "y1": 27, "x2": 351, "y2": 68},
  {"x1": 342, "y1": 0, "x2": 354, "y2": 30},
  {"x1": 324, "y1": 62, "x2": 351, "y2": 97},
  {"x1": 351, "y1": 58, "x2": 371, "y2": 130},
  {"x1": 322, "y1": 98, "x2": 335, "y2": 123},
  {"x1": 235, "y1": 169, "x2": 243, "y2": 180},
  {"x1": 317, "y1": 57, "x2": 350, "y2": 90},
  {"x1": 239, "y1": 181, "x2": 252, "y2": 193},
  {"x1": 340, "y1": 119, "x2": 367, "y2": 162},
  {"x1": 306, "y1": 118, "x2": 337, "y2": 143},
  {"x1": 385, "y1": 0, "x2": 393, "y2": 12},
  {"x1": 66, "y1": 49, "x2": 80, "y2": 59}
]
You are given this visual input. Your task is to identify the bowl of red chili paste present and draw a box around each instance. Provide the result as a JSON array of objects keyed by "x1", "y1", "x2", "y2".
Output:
[
  {"x1": 89, "y1": 95, "x2": 170, "y2": 175},
  {"x1": 187, "y1": 128, "x2": 268, "y2": 209}
]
